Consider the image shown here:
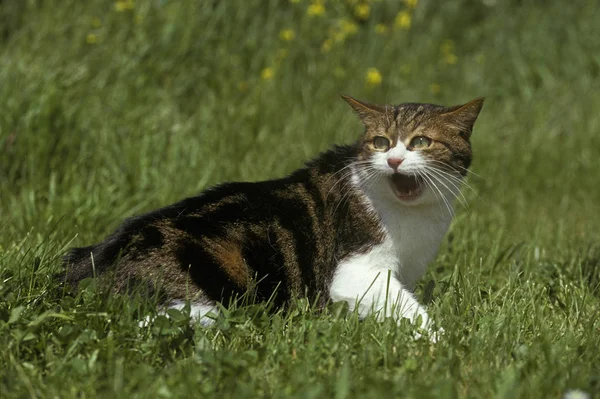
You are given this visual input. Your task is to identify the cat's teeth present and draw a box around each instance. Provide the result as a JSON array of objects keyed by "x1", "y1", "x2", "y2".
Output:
[{"x1": 408, "y1": 190, "x2": 413, "y2": 196}]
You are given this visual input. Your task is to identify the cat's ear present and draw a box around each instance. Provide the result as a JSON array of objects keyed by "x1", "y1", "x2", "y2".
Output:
[
  {"x1": 341, "y1": 95, "x2": 386, "y2": 129},
  {"x1": 441, "y1": 97, "x2": 484, "y2": 137}
]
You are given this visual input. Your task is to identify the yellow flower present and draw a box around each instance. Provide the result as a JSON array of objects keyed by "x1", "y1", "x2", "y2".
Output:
[
  {"x1": 86, "y1": 33, "x2": 98, "y2": 44},
  {"x1": 279, "y1": 29, "x2": 295, "y2": 41},
  {"x1": 365, "y1": 68, "x2": 382, "y2": 86},
  {"x1": 375, "y1": 24, "x2": 388, "y2": 35},
  {"x1": 261, "y1": 67, "x2": 274, "y2": 80},
  {"x1": 404, "y1": 0, "x2": 418, "y2": 9},
  {"x1": 440, "y1": 40, "x2": 457, "y2": 64},
  {"x1": 429, "y1": 83, "x2": 441, "y2": 94},
  {"x1": 354, "y1": 4, "x2": 370, "y2": 20},
  {"x1": 114, "y1": 0, "x2": 134, "y2": 12},
  {"x1": 321, "y1": 39, "x2": 333, "y2": 53},
  {"x1": 395, "y1": 10, "x2": 412, "y2": 30},
  {"x1": 332, "y1": 31, "x2": 345, "y2": 43},
  {"x1": 444, "y1": 53, "x2": 457, "y2": 65},
  {"x1": 91, "y1": 17, "x2": 102, "y2": 28},
  {"x1": 307, "y1": 3, "x2": 325, "y2": 16},
  {"x1": 341, "y1": 19, "x2": 358, "y2": 36}
]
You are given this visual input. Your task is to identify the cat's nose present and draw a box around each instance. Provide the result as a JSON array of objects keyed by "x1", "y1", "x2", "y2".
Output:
[{"x1": 387, "y1": 157, "x2": 404, "y2": 171}]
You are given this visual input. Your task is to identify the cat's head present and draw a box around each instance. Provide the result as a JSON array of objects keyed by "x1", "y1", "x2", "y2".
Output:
[{"x1": 343, "y1": 95, "x2": 484, "y2": 208}]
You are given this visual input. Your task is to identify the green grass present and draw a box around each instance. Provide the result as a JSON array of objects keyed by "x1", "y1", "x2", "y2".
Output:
[{"x1": 1, "y1": 0, "x2": 600, "y2": 397}]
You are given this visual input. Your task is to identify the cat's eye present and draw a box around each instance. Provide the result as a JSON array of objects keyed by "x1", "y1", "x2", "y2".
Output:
[
  {"x1": 372, "y1": 136, "x2": 391, "y2": 151},
  {"x1": 409, "y1": 136, "x2": 432, "y2": 150}
]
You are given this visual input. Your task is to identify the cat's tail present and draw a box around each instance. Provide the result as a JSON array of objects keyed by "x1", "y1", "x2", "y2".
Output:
[
  {"x1": 60, "y1": 230, "x2": 128, "y2": 285},
  {"x1": 60, "y1": 198, "x2": 189, "y2": 286}
]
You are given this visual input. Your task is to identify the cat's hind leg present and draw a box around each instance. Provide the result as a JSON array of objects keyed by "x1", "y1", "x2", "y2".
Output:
[
  {"x1": 166, "y1": 299, "x2": 219, "y2": 326},
  {"x1": 138, "y1": 299, "x2": 219, "y2": 328}
]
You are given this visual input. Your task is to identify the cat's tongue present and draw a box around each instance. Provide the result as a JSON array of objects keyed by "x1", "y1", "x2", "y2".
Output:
[{"x1": 389, "y1": 173, "x2": 422, "y2": 201}]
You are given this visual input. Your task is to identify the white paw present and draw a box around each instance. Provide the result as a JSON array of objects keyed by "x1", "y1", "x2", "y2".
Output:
[
  {"x1": 414, "y1": 308, "x2": 430, "y2": 330},
  {"x1": 407, "y1": 308, "x2": 443, "y2": 343},
  {"x1": 138, "y1": 315, "x2": 153, "y2": 328},
  {"x1": 426, "y1": 326, "x2": 444, "y2": 343}
]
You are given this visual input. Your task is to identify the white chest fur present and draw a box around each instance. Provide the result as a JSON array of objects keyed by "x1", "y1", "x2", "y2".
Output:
[
  {"x1": 329, "y1": 174, "x2": 452, "y2": 328},
  {"x1": 374, "y1": 201, "x2": 451, "y2": 290},
  {"x1": 355, "y1": 173, "x2": 452, "y2": 290}
]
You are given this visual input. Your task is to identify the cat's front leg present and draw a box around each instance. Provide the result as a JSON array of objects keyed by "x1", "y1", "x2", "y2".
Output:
[{"x1": 330, "y1": 261, "x2": 431, "y2": 332}]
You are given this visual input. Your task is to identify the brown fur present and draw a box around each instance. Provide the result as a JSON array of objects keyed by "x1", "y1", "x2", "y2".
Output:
[
  {"x1": 63, "y1": 95, "x2": 483, "y2": 312},
  {"x1": 343, "y1": 96, "x2": 484, "y2": 174}
]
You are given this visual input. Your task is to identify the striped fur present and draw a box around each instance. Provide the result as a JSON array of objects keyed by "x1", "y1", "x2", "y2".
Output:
[{"x1": 63, "y1": 96, "x2": 483, "y2": 326}]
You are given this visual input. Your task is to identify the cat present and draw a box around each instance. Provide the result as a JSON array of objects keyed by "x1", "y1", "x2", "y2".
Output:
[{"x1": 62, "y1": 95, "x2": 484, "y2": 334}]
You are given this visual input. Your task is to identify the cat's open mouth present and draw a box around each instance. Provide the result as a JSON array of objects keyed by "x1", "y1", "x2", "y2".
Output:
[{"x1": 389, "y1": 173, "x2": 423, "y2": 201}]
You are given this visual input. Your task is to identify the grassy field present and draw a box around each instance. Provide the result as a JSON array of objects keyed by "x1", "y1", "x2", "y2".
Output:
[{"x1": 1, "y1": 0, "x2": 600, "y2": 397}]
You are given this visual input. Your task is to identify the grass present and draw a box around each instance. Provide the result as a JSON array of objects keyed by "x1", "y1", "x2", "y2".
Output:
[{"x1": 1, "y1": 0, "x2": 600, "y2": 397}]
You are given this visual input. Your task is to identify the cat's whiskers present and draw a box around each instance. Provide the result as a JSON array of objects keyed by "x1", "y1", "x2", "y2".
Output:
[
  {"x1": 424, "y1": 173, "x2": 454, "y2": 218},
  {"x1": 425, "y1": 162, "x2": 484, "y2": 204},
  {"x1": 425, "y1": 169, "x2": 468, "y2": 211},
  {"x1": 416, "y1": 174, "x2": 446, "y2": 216},
  {"x1": 325, "y1": 161, "x2": 373, "y2": 200},
  {"x1": 326, "y1": 172, "x2": 362, "y2": 208},
  {"x1": 342, "y1": 164, "x2": 381, "y2": 207},
  {"x1": 342, "y1": 163, "x2": 460, "y2": 219},
  {"x1": 326, "y1": 159, "x2": 371, "y2": 180},
  {"x1": 325, "y1": 168, "x2": 361, "y2": 201},
  {"x1": 423, "y1": 160, "x2": 477, "y2": 192},
  {"x1": 420, "y1": 172, "x2": 455, "y2": 217},
  {"x1": 360, "y1": 169, "x2": 383, "y2": 205},
  {"x1": 326, "y1": 159, "x2": 372, "y2": 181},
  {"x1": 424, "y1": 167, "x2": 469, "y2": 210},
  {"x1": 327, "y1": 166, "x2": 362, "y2": 214},
  {"x1": 426, "y1": 159, "x2": 484, "y2": 180},
  {"x1": 331, "y1": 164, "x2": 380, "y2": 217},
  {"x1": 429, "y1": 169, "x2": 474, "y2": 206}
]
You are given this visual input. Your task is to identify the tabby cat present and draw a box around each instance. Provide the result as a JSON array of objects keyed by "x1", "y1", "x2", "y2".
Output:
[{"x1": 63, "y1": 95, "x2": 484, "y2": 333}]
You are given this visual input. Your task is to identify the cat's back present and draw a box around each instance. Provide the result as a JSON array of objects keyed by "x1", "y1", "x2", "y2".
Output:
[{"x1": 62, "y1": 143, "x2": 382, "y2": 305}]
